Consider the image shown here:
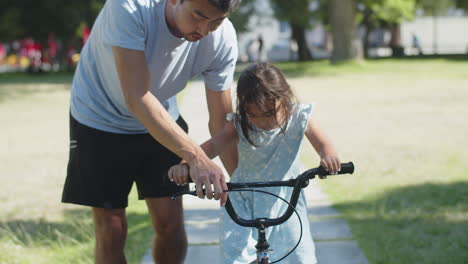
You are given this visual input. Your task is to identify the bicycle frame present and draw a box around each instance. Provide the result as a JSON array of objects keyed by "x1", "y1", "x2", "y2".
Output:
[{"x1": 173, "y1": 162, "x2": 355, "y2": 264}]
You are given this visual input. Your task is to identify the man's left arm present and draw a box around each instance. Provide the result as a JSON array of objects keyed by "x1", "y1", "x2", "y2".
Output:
[{"x1": 205, "y1": 88, "x2": 238, "y2": 175}]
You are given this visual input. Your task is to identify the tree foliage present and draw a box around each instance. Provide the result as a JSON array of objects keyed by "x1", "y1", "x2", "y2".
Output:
[
  {"x1": 270, "y1": 0, "x2": 315, "y2": 28},
  {"x1": 417, "y1": 0, "x2": 454, "y2": 15},
  {"x1": 455, "y1": 0, "x2": 468, "y2": 10},
  {"x1": 229, "y1": 0, "x2": 256, "y2": 33},
  {"x1": 0, "y1": 0, "x2": 105, "y2": 42},
  {"x1": 358, "y1": 0, "x2": 415, "y2": 25},
  {"x1": 270, "y1": 0, "x2": 314, "y2": 61}
]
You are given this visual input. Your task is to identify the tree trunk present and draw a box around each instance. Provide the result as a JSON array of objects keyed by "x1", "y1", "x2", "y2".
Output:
[
  {"x1": 362, "y1": 8, "x2": 372, "y2": 59},
  {"x1": 363, "y1": 26, "x2": 371, "y2": 59},
  {"x1": 291, "y1": 24, "x2": 312, "y2": 61},
  {"x1": 390, "y1": 23, "x2": 404, "y2": 57},
  {"x1": 328, "y1": 0, "x2": 363, "y2": 63}
]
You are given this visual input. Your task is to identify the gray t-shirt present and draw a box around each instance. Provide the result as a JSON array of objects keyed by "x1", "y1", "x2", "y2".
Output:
[{"x1": 70, "y1": 0, "x2": 238, "y2": 133}]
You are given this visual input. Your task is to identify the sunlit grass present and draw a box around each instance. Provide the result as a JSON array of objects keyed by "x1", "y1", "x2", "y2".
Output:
[
  {"x1": 296, "y1": 58, "x2": 468, "y2": 263},
  {"x1": 0, "y1": 189, "x2": 152, "y2": 264}
]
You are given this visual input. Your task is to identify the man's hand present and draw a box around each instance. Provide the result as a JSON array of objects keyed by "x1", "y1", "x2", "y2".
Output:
[{"x1": 187, "y1": 154, "x2": 228, "y2": 206}]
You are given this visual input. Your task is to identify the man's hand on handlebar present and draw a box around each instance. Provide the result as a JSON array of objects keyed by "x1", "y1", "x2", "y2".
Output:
[{"x1": 168, "y1": 157, "x2": 228, "y2": 206}]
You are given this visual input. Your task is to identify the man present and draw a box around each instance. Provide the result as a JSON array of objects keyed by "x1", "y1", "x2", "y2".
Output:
[{"x1": 61, "y1": 0, "x2": 241, "y2": 263}]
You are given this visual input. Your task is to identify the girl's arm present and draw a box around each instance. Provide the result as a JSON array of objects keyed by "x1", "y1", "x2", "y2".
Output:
[
  {"x1": 305, "y1": 115, "x2": 341, "y2": 174},
  {"x1": 169, "y1": 121, "x2": 238, "y2": 184},
  {"x1": 201, "y1": 121, "x2": 239, "y2": 159}
]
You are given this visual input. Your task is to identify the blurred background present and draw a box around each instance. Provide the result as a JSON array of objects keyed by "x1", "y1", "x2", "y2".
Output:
[
  {"x1": 1, "y1": 0, "x2": 468, "y2": 72},
  {"x1": 0, "y1": 1, "x2": 467, "y2": 264}
]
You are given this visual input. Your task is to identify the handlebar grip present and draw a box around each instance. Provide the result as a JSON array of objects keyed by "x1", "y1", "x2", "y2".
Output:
[
  {"x1": 318, "y1": 162, "x2": 354, "y2": 176},
  {"x1": 340, "y1": 162, "x2": 354, "y2": 174}
]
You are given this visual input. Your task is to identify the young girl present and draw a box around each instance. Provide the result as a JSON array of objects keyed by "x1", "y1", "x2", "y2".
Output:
[{"x1": 168, "y1": 63, "x2": 340, "y2": 264}]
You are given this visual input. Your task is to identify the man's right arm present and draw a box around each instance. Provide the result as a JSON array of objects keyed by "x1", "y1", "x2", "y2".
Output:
[{"x1": 112, "y1": 46, "x2": 228, "y2": 205}]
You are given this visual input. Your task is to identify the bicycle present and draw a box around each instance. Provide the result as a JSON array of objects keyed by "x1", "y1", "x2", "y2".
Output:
[{"x1": 172, "y1": 162, "x2": 355, "y2": 264}]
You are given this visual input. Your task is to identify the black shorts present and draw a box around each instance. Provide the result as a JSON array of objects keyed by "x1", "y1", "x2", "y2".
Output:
[{"x1": 61, "y1": 114, "x2": 189, "y2": 209}]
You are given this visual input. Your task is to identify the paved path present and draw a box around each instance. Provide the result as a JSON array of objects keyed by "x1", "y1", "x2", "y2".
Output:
[{"x1": 142, "y1": 81, "x2": 369, "y2": 264}]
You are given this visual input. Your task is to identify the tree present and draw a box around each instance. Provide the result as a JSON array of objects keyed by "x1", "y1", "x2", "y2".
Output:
[
  {"x1": 328, "y1": 0, "x2": 363, "y2": 63},
  {"x1": 358, "y1": 0, "x2": 416, "y2": 57},
  {"x1": 455, "y1": 0, "x2": 468, "y2": 10},
  {"x1": 229, "y1": 0, "x2": 256, "y2": 34},
  {"x1": 0, "y1": 0, "x2": 105, "y2": 43},
  {"x1": 270, "y1": 0, "x2": 314, "y2": 61}
]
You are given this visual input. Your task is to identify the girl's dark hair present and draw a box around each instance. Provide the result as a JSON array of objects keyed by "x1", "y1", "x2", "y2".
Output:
[{"x1": 236, "y1": 63, "x2": 296, "y2": 146}]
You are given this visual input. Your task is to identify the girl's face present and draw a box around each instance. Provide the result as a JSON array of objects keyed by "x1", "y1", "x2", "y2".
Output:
[{"x1": 245, "y1": 103, "x2": 284, "y2": 131}]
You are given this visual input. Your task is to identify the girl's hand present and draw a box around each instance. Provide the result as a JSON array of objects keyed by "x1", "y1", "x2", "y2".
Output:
[
  {"x1": 320, "y1": 154, "x2": 341, "y2": 176},
  {"x1": 168, "y1": 162, "x2": 190, "y2": 185}
]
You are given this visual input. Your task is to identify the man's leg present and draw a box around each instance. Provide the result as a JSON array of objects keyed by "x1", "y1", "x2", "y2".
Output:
[
  {"x1": 146, "y1": 197, "x2": 187, "y2": 264},
  {"x1": 92, "y1": 207, "x2": 128, "y2": 264}
]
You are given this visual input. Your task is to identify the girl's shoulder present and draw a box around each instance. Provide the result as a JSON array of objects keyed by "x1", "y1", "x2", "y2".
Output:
[
  {"x1": 292, "y1": 103, "x2": 314, "y2": 120},
  {"x1": 290, "y1": 103, "x2": 315, "y2": 132}
]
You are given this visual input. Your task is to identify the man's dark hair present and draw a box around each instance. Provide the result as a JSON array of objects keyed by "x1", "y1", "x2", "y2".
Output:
[
  {"x1": 181, "y1": 0, "x2": 242, "y2": 13},
  {"x1": 208, "y1": 0, "x2": 242, "y2": 13}
]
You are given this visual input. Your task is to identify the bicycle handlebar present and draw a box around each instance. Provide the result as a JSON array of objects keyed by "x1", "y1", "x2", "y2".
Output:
[{"x1": 172, "y1": 162, "x2": 354, "y2": 229}]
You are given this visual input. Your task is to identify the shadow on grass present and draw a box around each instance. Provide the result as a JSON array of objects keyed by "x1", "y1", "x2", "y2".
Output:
[
  {"x1": 0, "y1": 209, "x2": 93, "y2": 246},
  {"x1": 370, "y1": 53, "x2": 468, "y2": 62},
  {"x1": 2, "y1": 181, "x2": 467, "y2": 263},
  {"x1": 235, "y1": 56, "x2": 468, "y2": 79},
  {"x1": 0, "y1": 72, "x2": 74, "y2": 85},
  {"x1": 334, "y1": 181, "x2": 468, "y2": 264},
  {"x1": 0, "y1": 208, "x2": 154, "y2": 264}
]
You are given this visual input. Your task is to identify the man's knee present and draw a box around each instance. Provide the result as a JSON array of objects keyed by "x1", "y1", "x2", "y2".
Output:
[
  {"x1": 93, "y1": 208, "x2": 127, "y2": 240},
  {"x1": 146, "y1": 198, "x2": 185, "y2": 238},
  {"x1": 154, "y1": 218, "x2": 185, "y2": 238}
]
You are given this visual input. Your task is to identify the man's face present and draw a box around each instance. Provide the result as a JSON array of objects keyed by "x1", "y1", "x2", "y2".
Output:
[{"x1": 170, "y1": 0, "x2": 229, "y2": 41}]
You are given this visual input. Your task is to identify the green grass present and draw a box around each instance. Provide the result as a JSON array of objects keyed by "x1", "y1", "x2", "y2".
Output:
[
  {"x1": 317, "y1": 155, "x2": 468, "y2": 264},
  {"x1": 295, "y1": 58, "x2": 468, "y2": 263},
  {"x1": 237, "y1": 57, "x2": 468, "y2": 79},
  {"x1": 0, "y1": 190, "x2": 152, "y2": 264},
  {"x1": 0, "y1": 72, "x2": 74, "y2": 85},
  {"x1": 1, "y1": 58, "x2": 467, "y2": 263}
]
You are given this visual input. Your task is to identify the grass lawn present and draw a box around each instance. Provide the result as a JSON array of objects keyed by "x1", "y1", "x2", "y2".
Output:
[
  {"x1": 0, "y1": 58, "x2": 467, "y2": 263},
  {"x1": 0, "y1": 80, "x2": 152, "y2": 264},
  {"x1": 291, "y1": 59, "x2": 468, "y2": 263}
]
